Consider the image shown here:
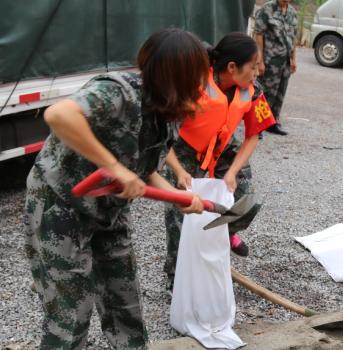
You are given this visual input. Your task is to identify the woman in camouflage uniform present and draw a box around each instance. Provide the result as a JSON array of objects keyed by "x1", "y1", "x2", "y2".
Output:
[
  {"x1": 25, "y1": 28, "x2": 209, "y2": 350},
  {"x1": 164, "y1": 33, "x2": 276, "y2": 288}
]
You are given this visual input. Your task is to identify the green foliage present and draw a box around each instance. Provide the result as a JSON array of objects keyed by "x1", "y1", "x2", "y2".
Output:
[{"x1": 298, "y1": 0, "x2": 309, "y2": 40}]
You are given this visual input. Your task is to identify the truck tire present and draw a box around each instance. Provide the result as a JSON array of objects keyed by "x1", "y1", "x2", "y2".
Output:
[{"x1": 314, "y1": 35, "x2": 343, "y2": 68}]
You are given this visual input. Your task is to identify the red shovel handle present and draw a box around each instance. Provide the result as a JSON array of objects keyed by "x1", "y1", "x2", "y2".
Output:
[
  {"x1": 72, "y1": 168, "x2": 121, "y2": 197},
  {"x1": 72, "y1": 169, "x2": 227, "y2": 214},
  {"x1": 144, "y1": 186, "x2": 214, "y2": 210}
]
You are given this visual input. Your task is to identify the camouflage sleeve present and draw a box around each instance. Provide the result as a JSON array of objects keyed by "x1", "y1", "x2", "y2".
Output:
[
  {"x1": 254, "y1": 7, "x2": 268, "y2": 34},
  {"x1": 70, "y1": 78, "x2": 123, "y2": 125},
  {"x1": 69, "y1": 79, "x2": 131, "y2": 151}
]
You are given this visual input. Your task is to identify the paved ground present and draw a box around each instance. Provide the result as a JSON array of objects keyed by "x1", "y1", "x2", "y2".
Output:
[{"x1": 149, "y1": 311, "x2": 343, "y2": 350}]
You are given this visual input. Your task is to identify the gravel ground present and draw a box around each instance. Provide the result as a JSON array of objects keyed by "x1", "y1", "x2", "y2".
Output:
[{"x1": 1, "y1": 48, "x2": 343, "y2": 349}]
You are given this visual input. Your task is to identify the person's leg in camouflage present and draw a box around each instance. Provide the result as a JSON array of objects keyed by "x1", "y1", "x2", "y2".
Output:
[
  {"x1": 259, "y1": 57, "x2": 285, "y2": 120},
  {"x1": 271, "y1": 60, "x2": 291, "y2": 120},
  {"x1": 25, "y1": 170, "x2": 146, "y2": 350},
  {"x1": 25, "y1": 181, "x2": 95, "y2": 350},
  {"x1": 92, "y1": 206, "x2": 146, "y2": 349},
  {"x1": 259, "y1": 57, "x2": 290, "y2": 135}
]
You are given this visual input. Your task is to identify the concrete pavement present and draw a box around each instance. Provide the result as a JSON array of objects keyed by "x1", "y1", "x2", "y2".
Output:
[{"x1": 148, "y1": 311, "x2": 343, "y2": 350}]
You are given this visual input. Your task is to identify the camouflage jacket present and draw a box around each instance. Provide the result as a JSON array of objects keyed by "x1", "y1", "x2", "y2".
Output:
[
  {"x1": 30, "y1": 72, "x2": 178, "y2": 220},
  {"x1": 255, "y1": 0, "x2": 297, "y2": 61}
]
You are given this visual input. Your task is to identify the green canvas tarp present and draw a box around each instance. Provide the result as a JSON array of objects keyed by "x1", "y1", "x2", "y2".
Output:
[{"x1": 0, "y1": 0, "x2": 255, "y2": 83}]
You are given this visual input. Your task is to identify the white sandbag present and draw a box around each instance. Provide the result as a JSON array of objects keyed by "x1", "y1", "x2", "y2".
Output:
[
  {"x1": 294, "y1": 223, "x2": 343, "y2": 282},
  {"x1": 170, "y1": 178, "x2": 245, "y2": 349}
]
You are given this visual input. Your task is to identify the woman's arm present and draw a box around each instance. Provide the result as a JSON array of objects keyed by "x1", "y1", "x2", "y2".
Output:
[
  {"x1": 165, "y1": 148, "x2": 192, "y2": 189},
  {"x1": 44, "y1": 99, "x2": 146, "y2": 199},
  {"x1": 45, "y1": 99, "x2": 117, "y2": 168},
  {"x1": 148, "y1": 171, "x2": 178, "y2": 192},
  {"x1": 224, "y1": 135, "x2": 259, "y2": 192},
  {"x1": 148, "y1": 171, "x2": 203, "y2": 214}
]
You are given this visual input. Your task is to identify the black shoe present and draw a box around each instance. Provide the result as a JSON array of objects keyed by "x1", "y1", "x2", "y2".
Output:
[
  {"x1": 229, "y1": 233, "x2": 249, "y2": 257},
  {"x1": 266, "y1": 123, "x2": 288, "y2": 136}
]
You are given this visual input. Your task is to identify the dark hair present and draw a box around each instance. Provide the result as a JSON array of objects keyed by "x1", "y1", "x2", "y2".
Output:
[
  {"x1": 137, "y1": 28, "x2": 209, "y2": 121},
  {"x1": 207, "y1": 32, "x2": 258, "y2": 72}
]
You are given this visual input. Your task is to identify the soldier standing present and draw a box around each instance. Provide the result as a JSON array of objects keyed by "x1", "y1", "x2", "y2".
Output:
[
  {"x1": 24, "y1": 28, "x2": 208, "y2": 350},
  {"x1": 255, "y1": 0, "x2": 298, "y2": 136}
]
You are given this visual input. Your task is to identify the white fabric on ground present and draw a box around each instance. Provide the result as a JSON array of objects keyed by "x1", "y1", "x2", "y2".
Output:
[
  {"x1": 294, "y1": 223, "x2": 343, "y2": 282},
  {"x1": 170, "y1": 178, "x2": 245, "y2": 349}
]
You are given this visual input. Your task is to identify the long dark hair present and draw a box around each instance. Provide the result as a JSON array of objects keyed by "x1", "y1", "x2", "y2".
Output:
[
  {"x1": 137, "y1": 28, "x2": 209, "y2": 121},
  {"x1": 207, "y1": 32, "x2": 258, "y2": 72}
]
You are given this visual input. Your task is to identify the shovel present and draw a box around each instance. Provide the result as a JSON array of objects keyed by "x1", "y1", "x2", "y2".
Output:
[
  {"x1": 72, "y1": 168, "x2": 254, "y2": 230},
  {"x1": 73, "y1": 169, "x2": 318, "y2": 317}
]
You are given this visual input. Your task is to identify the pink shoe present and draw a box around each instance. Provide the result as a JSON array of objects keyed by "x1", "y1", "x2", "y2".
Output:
[{"x1": 229, "y1": 233, "x2": 249, "y2": 257}]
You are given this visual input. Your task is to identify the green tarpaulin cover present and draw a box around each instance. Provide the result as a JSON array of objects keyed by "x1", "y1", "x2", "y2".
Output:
[{"x1": 0, "y1": 0, "x2": 255, "y2": 83}]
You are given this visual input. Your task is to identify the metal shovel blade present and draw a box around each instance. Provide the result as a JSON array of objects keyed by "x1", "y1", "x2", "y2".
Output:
[{"x1": 203, "y1": 193, "x2": 256, "y2": 230}]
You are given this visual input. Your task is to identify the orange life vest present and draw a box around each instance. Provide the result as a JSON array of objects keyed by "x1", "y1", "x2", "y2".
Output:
[{"x1": 179, "y1": 69, "x2": 254, "y2": 177}]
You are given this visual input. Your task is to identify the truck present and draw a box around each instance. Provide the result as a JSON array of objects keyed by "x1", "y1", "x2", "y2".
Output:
[
  {"x1": 311, "y1": 0, "x2": 343, "y2": 67},
  {"x1": 0, "y1": 0, "x2": 255, "y2": 163}
]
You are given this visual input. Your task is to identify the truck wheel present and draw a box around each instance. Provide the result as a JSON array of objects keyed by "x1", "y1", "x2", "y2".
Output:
[{"x1": 314, "y1": 35, "x2": 343, "y2": 67}]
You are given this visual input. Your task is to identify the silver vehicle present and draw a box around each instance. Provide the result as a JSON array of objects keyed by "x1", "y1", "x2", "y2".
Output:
[{"x1": 311, "y1": 0, "x2": 343, "y2": 67}]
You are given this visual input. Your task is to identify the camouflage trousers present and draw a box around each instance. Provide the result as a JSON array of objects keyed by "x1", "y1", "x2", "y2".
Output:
[
  {"x1": 258, "y1": 56, "x2": 291, "y2": 121},
  {"x1": 25, "y1": 172, "x2": 146, "y2": 350},
  {"x1": 164, "y1": 137, "x2": 261, "y2": 278}
]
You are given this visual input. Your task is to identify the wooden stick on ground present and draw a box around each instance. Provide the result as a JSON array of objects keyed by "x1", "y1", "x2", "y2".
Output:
[{"x1": 231, "y1": 268, "x2": 317, "y2": 317}]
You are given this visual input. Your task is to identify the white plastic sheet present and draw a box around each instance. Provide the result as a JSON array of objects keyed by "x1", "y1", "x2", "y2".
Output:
[
  {"x1": 294, "y1": 223, "x2": 343, "y2": 282},
  {"x1": 170, "y1": 178, "x2": 245, "y2": 349}
]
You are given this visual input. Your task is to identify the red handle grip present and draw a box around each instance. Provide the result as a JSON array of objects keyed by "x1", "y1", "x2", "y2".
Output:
[
  {"x1": 72, "y1": 169, "x2": 226, "y2": 214},
  {"x1": 143, "y1": 186, "x2": 215, "y2": 211},
  {"x1": 72, "y1": 168, "x2": 121, "y2": 197}
]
